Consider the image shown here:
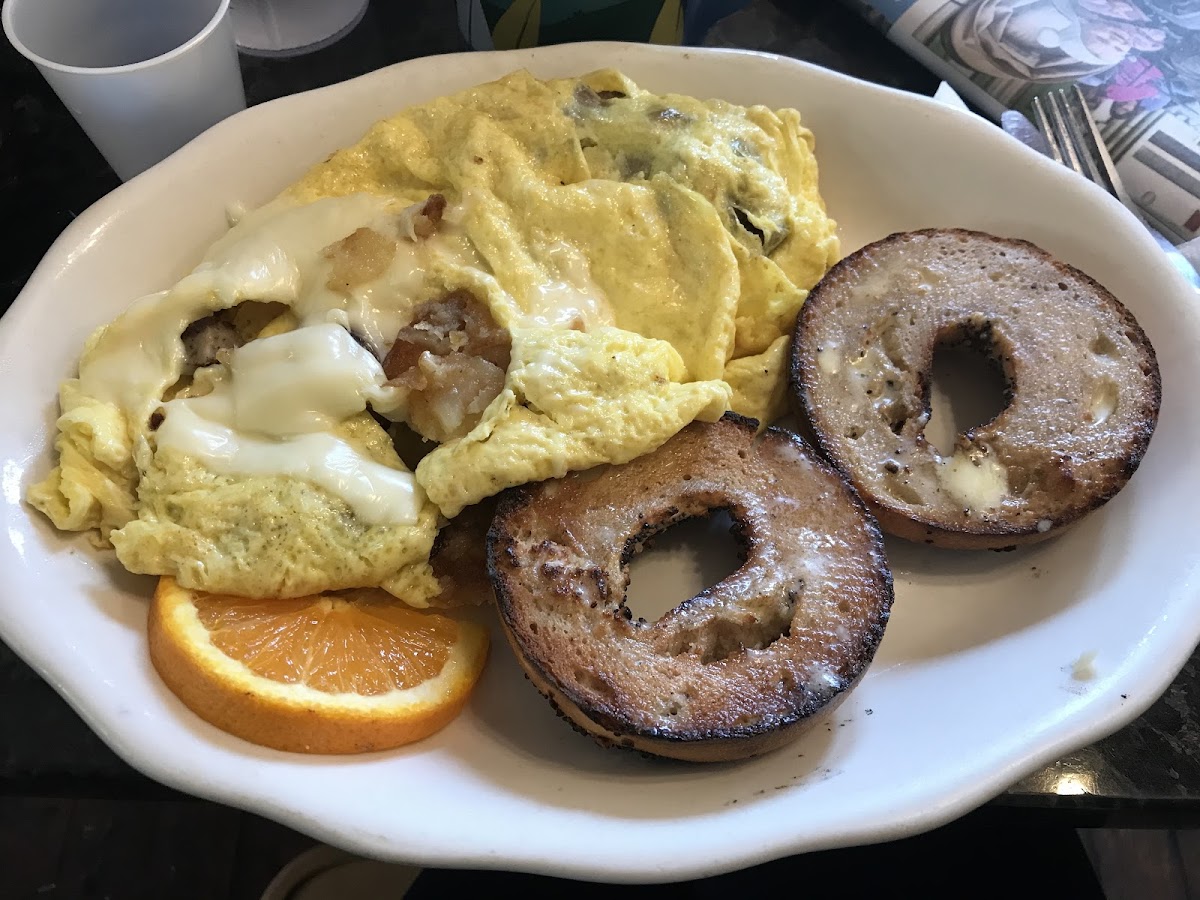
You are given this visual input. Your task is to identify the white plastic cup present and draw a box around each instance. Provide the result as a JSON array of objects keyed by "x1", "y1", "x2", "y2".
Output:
[
  {"x1": 230, "y1": 0, "x2": 370, "y2": 58},
  {"x1": 2, "y1": 0, "x2": 246, "y2": 181}
]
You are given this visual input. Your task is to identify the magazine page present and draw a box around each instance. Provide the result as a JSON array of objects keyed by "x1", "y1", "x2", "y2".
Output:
[{"x1": 849, "y1": 0, "x2": 1200, "y2": 245}]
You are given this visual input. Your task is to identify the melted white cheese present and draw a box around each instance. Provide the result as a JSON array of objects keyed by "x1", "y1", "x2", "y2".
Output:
[
  {"x1": 210, "y1": 194, "x2": 436, "y2": 353},
  {"x1": 78, "y1": 194, "x2": 398, "y2": 425},
  {"x1": 155, "y1": 404, "x2": 420, "y2": 525},
  {"x1": 201, "y1": 193, "x2": 396, "y2": 273},
  {"x1": 154, "y1": 323, "x2": 418, "y2": 525},
  {"x1": 76, "y1": 192, "x2": 499, "y2": 430},
  {"x1": 227, "y1": 323, "x2": 395, "y2": 436}
]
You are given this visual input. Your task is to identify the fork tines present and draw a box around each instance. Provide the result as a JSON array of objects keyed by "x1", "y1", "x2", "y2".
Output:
[{"x1": 1031, "y1": 86, "x2": 1130, "y2": 206}]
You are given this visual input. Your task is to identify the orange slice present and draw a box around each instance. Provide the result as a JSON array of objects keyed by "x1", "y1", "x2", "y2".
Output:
[{"x1": 148, "y1": 577, "x2": 489, "y2": 754}]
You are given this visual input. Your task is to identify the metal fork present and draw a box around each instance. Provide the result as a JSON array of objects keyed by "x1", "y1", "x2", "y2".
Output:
[
  {"x1": 1030, "y1": 85, "x2": 1140, "y2": 218},
  {"x1": 1030, "y1": 86, "x2": 1200, "y2": 284}
]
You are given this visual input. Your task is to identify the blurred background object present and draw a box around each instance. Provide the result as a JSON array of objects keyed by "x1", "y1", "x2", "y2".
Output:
[
  {"x1": 230, "y1": 0, "x2": 370, "y2": 57},
  {"x1": 455, "y1": 0, "x2": 751, "y2": 50},
  {"x1": 1, "y1": 0, "x2": 245, "y2": 180}
]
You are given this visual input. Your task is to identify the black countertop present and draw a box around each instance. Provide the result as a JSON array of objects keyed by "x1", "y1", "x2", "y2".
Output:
[{"x1": 0, "y1": 0, "x2": 1197, "y2": 825}]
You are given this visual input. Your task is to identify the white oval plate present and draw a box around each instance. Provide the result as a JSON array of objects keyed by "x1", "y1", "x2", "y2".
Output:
[{"x1": 2, "y1": 43, "x2": 1198, "y2": 883}]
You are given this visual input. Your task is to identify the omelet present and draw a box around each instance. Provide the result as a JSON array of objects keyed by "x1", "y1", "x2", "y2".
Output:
[
  {"x1": 289, "y1": 68, "x2": 837, "y2": 399},
  {"x1": 418, "y1": 327, "x2": 731, "y2": 517},
  {"x1": 113, "y1": 412, "x2": 440, "y2": 601},
  {"x1": 28, "y1": 68, "x2": 838, "y2": 608}
]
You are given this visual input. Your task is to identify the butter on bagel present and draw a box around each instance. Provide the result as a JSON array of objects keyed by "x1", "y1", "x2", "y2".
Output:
[
  {"x1": 487, "y1": 413, "x2": 893, "y2": 763},
  {"x1": 790, "y1": 228, "x2": 1161, "y2": 549}
]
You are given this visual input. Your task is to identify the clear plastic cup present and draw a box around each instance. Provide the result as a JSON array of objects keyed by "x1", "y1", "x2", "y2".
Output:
[{"x1": 2, "y1": 0, "x2": 246, "y2": 181}]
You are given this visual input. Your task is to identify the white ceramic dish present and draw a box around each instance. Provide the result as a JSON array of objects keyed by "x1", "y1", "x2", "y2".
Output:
[{"x1": 2, "y1": 43, "x2": 1198, "y2": 884}]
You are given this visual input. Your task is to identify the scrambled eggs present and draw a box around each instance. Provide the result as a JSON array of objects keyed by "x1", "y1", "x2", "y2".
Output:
[{"x1": 28, "y1": 68, "x2": 838, "y2": 607}]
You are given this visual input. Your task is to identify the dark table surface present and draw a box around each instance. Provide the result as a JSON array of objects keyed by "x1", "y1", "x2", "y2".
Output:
[{"x1": 0, "y1": 0, "x2": 1197, "y2": 827}]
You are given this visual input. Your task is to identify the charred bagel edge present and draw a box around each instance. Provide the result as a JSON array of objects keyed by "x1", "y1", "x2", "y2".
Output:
[{"x1": 486, "y1": 413, "x2": 894, "y2": 762}]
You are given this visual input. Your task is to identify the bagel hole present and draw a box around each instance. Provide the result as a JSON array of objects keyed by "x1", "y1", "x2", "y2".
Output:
[
  {"x1": 924, "y1": 332, "x2": 1011, "y2": 457},
  {"x1": 624, "y1": 511, "x2": 744, "y2": 624},
  {"x1": 665, "y1": 583, "x2": 798, "y2": 663}
]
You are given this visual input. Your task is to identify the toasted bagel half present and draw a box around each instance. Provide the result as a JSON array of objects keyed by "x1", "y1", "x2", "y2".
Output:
[
  {"x1": 487, "y1": 413, "x2": 893, "y2": 762},
  {"x1": 790, "y1": 229, "x2": 1160, "y2": 549}
]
